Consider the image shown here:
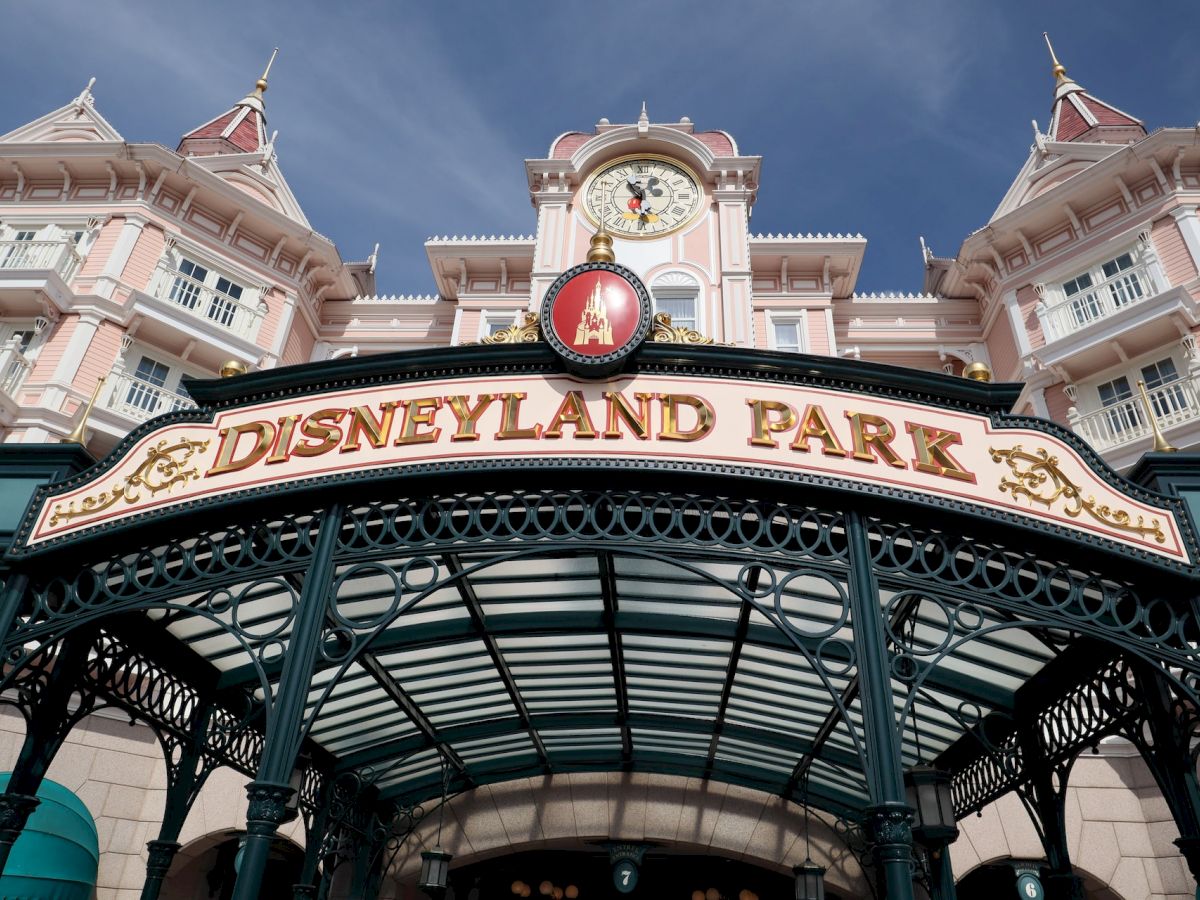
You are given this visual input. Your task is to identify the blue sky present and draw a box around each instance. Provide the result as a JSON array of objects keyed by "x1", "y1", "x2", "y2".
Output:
[{"x1": 2, "y1": 1, "x2": 1198, "y2": 294}]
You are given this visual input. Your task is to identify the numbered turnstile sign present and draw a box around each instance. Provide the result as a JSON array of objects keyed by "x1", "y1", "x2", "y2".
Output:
[{"x1": 1016, "y1": 873, "x2": 1044, "y2": 899}]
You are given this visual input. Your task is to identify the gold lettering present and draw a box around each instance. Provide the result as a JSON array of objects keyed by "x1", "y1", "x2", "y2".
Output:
[
  {"x1": 544, "y1": 391, "x2": 598, "y2": 439},
  {"x1": 292, "y1": 409, "x2": 348, "y2": 457},
  {"x1": 790, "y1": 404, "x2": 849, "y2": 457},
  {"x1": 206, "y1": 421, "x2": 276, "y2": 476},
  {"x1": 603, "y1": 391, "x2": 654, "y2": 440},
  {"x1": 341, "y1": 402, "x2": 398, "y2": 452},
  {"x1": 495, "y1": 392, "x2": 542, "y2": 440},
  {"x1": 446, "y1": 394, "x2": 495, "y2": 441},
  {"x1": 659, "y1": 393, "x2": 715, "y2": 442},
  {"x1": 394, "y1": 398, "x2": 443, "y2": 445},
  {"x1": 906, "y1": 422, "x2": 976, "y2": 483},
  {"x1": 746, "y1": 399, "x2": 797, "y2": 448},
  {"x1": 266, "y1": 414, "x2": 300, "y2": 464},
  {"x1": 845, "y1": 412, "x2": 907, "y2": 468}
]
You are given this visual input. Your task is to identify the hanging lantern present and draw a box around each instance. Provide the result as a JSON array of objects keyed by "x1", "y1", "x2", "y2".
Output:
[
  {"x1": 419, "y1": 848, "x2": 453, "y2": 900},
  {"x1": 794, "y1": 860, "x2": 825, "y2": 900},
  {"x1": 904, "y1": 765, "x2": 959, "y2": 847}
]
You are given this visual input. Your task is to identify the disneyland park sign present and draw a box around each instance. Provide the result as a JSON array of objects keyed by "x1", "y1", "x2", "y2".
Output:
[{"x1": 19, "y1": 263, "x2": 1192, "y2": 563}]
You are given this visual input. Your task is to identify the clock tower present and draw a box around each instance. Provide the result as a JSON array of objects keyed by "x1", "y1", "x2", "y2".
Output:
[{"x1": 525, "y1": 105, "x2": 761, "y2": 345}]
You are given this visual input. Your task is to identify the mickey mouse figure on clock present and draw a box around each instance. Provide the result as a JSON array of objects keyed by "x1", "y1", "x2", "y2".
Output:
[{"x1": 584, "y1": 154, "x2": 702, "y2": 238}]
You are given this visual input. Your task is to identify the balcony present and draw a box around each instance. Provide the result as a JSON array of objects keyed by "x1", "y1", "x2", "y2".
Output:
[
  {"x1": 144, "y1": 264, "x2": 266, "y2": 343},
  {"x1": 1069, "y1": 375, "x2": 1200, "y2": 452},
  {"x1": 103, "y1": 370, "x2": 196, "y2": 423},
  {"x1": 1037, "y1": 262, "x2": 1157, "y2": 344},
  {"x1": 0, "y1": 339, "x2": 33, "y2": 400}
]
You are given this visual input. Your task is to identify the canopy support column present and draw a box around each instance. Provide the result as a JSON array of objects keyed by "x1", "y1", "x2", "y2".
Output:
[
  {"x1": 1131, "y1": 661, "x2": 1200, "y2": 885},
  {"x1": 0, "y1": 624, "x2": 95, "y2": 876},
  {"x1": 294, "y1": 775, "x2": 334, "y2": 900},
  {"x1": 140, "y1": 710, "x2": 217, "y2": 900},
  {"x1": 928, "y1": 848, "x2": 957, "y2": 900},
  {"x1": 845, "y1": 510, "x2": 915, "y2": 900},
  {"x1": 232, "y1": 506, "x2": 343, "y2": 900},
  {"x1": 1015, "y1": 721, "x2": 1083, "y2": 900}
]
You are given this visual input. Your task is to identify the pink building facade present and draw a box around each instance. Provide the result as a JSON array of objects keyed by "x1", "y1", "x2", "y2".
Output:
[{"x1": 0, "y1": 45, "x2": 1198, "y2": 900}]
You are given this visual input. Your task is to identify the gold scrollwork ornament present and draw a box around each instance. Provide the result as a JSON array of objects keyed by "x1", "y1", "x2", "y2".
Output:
[
  {"x1": 49, "y1": 437, "x2": 211, "y2": 527},
  {"x1": 989, "y1": 444, "x2": 1165, "y2": 544},
  {"x1": 476, "y1": 313, "x2": 541, "y2": 345},
  {"x1": 650, "y1": 312, "x2": 714, "y2": 345}
]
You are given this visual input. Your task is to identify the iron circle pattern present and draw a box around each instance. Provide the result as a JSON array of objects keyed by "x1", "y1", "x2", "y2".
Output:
[{"x1": 538, "y1": 261, "x2": 653, "y2": 375}]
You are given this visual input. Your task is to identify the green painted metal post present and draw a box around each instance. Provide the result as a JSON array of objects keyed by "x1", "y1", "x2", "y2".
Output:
[
  {"x1": 0, "y1": 624, "x2": 95, "y2": 876},
  {"x1": 231, "y1": 506, "x2": 343, "y2": 900},
  {"x1": 844, "y1": 510, "x2": 915, "y2": 900},
  {"x1": 140, "y1": 711, "x2": 215, "y2": 900},
  {"x1": 0, "y1": 572, "x2": 29, "y2": 650},
  {"x1": 928, "y1": 848, "x2": 957, "y2": 900}
]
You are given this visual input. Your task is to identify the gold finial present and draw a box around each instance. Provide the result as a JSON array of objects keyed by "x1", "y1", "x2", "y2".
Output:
[
  {"x1": 255, "y1": 48, "x2": 279, "y2": 98},
  {"x1": 1043, "y1": 32, "x2": 1067, "y2": 81},
  {"x1": 1137, "y1": 380, "x2": 1178, "y2": 453},
  {"x1": 962, "y1": 361, "x2": 993, "y2": 382},
  {"x1": 587, "y1": 176, "x2": 616, "y2": 264},
  {"x1": 65, "y1": 376, "x2": 106, "y2": 445},
  {"x1": 220, "y1": 359, "x2": 249, "y2": 378}
]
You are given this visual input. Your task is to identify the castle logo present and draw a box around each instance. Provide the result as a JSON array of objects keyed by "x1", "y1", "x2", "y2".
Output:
[
  {"x1": 540, "y1": 262, "x2": 653, "y2": 376},
  {"x1": 574, "y1": 279, "x2": 614, "y2": 346}
]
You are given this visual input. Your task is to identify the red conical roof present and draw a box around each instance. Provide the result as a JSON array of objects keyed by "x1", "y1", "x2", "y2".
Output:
[
  {"x1": 178, "y1": 51, "x2": 275, "y2": 157},
  {"x1": 1043, "y1": 34, "x2": 1145, "y2": 144}
]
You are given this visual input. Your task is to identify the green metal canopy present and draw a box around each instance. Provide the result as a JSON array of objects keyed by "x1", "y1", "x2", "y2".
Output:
[
  {"x1": 1, "y1": 344, "x2": 1199, "y2": 900},
  {"x1": 0, "y1": 775, "x2": 98, "y2": 900}
]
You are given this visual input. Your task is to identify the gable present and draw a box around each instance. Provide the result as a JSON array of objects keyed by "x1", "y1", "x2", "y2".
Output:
[{"x1": 0, "y1": 97, "x2": 123, "y2": 144}]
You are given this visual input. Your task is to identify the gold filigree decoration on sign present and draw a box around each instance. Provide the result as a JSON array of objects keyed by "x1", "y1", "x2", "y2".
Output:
[
  {"x1": 989, "y1": 444, "x2": 1166, "y2": 544},
  {"x1": 48, "y1": 437, "x2": 211, "y2": 527},
  {"x1": 651, "y1": 312, "x2": 715, "y2": 345},
  {"x1": 475, "y1": 313, "x2": 541, "y2": 345}
]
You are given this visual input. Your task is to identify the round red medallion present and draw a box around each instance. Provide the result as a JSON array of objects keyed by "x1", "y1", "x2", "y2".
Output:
[{"x1": 540, "y1": 262, "x2": 652, "y2": 375}]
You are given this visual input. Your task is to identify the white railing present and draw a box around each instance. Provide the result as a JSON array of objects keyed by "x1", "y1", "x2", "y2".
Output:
[
  {"x1": 0, "y1": 240, "x2": 81, "y2": 283},
  {"x1": 1070, "y1": 375, "x2": 1200, "y2": 451},
  {"x1": 0, "y1": 339, "x2": 32, "y2": 398},
  {"x1": 103, "y1": 370, "x2": 196, "y2": 422},
  {"x1": 1038, "y1": 262, "x2": 1157, "y2": 343},
  {"x1": 147, "y1": 264, "x2": 265, "y2": 342}
]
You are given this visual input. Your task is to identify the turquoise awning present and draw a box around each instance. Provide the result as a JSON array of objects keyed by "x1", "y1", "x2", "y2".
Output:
[{"x1": 0, "y1": 775, "x2": 99, "y2": 900}]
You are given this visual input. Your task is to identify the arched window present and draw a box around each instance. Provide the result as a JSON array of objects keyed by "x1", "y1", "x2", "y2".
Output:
[{"x1": 651, "y1": 271, "x2": 701, "y2": 332}]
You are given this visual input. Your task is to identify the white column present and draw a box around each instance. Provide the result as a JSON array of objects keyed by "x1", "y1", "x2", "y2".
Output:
[
  {"x1": 1002, "y1": 289, "x2": 1032, "y2": 357},
  {"x1": 1170, "y1": 207, "x2": 1200, "y2": 274},
  {"x1": 714, "y1": 188, "x2": 754, "y2": 346},
  {"x1": 530, "y1": 195, "x2": 570, "y2": 310},
  {"x1": 1028, "y1": 386, "x2": 1050, "y2": 419},
  {"x1": 95, "y1": 214, "x2": 149, "y2": 299}
]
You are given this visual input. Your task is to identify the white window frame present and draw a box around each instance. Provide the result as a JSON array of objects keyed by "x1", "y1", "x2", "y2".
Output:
[
  {"x1": 158, "y1": 239, "x2": 264, "y2": 311},
  {"x1": 478, "y1": 310, "x2": 518, "y2": 340},
  {"x1": 765, "y1": 311, "x2": 810, "y2": 354},
  {"x1": 1038, "y1": 230, "x2": 1164, "y2": 311},
  {"x1": 116, "y1": 344, "x2": 203, "y2": 413},
  {"x1": 1084, "y1": 350, "x2": 1188, "y2": 413},
  {"x1": 0, "y1": 220, "x2": 100, "y2": 257},
  {"x1": 650, "y1": 271, "x2": 703, "y2": 334}
]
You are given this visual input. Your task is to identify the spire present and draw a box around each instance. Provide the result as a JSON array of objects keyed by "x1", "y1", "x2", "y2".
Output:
[
  {"x1": 637, "y1": 101, "x2": 649, "y2": 135},
  {"x1": 240, "y1": 48, "x2": 279, "y2": 113},
  {"x1": 1040, "y1": 34, "x2": 1144, "y2": 144},
  {"x1": 1042, "y1": 32, "x2": 1083, "y2": 102},
  {"x1": 178, "y1": 49, "x2": 278, "y2": 157},
  {"x1": 587, "y1": 176, "x2": 616, "y2": 263}
]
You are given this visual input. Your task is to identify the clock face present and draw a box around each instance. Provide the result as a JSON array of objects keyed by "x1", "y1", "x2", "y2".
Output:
[{"x1": 583, "y1": 155, "x2": 703, "y2": 239}]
